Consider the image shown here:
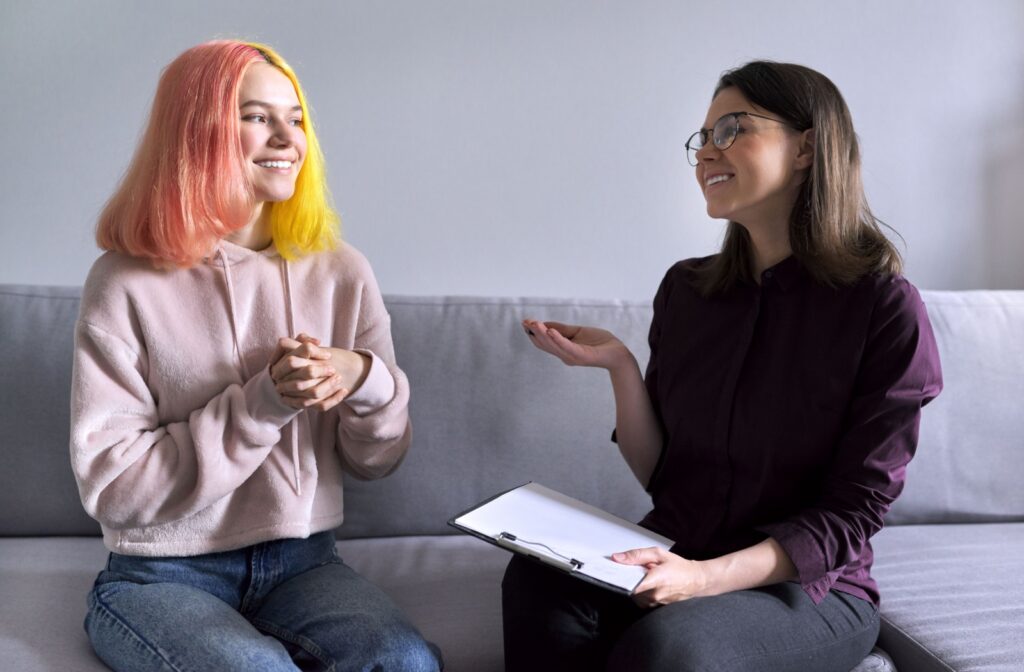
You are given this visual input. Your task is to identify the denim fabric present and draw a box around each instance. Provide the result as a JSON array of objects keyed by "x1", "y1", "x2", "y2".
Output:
[
  {"x1": 84, "y1": 532, "x2": 442, "y2": 672},
  {"x1": 502, "y1": 555, "x2": 879, "y2": 672}
]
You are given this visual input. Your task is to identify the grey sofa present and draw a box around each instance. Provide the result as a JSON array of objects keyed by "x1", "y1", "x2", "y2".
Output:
[{"x1": 1, "y1": 285, "x2": 1022, "y2": 671}]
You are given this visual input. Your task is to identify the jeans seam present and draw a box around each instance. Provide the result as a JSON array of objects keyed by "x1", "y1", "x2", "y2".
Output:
[
  {"x1": 90, "y1": 591, "x2": 185, "y2": 672},
  {"x1": 251, "y1": 617, "x2": 333, "y2": 671}
]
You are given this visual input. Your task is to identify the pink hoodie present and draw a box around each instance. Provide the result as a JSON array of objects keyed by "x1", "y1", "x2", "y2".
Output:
[{"x1": 70, "y1": 241, "x2": 410, "y2": 556}]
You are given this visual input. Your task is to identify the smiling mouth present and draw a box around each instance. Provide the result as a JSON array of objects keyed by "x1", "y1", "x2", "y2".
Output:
[
  {"x1": 706, "y1": 174, "x2": 733, "y2": 188},
  {"x1": 255, "y1": 160, "x2": 294, "y2": 169}
]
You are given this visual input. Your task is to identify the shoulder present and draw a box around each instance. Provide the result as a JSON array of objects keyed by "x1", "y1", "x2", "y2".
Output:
[
  {"x1": 652, "y1": 255, "x2": 715, "y2": 306},
  {"x1": 78, "y1": 252, "x2": 176, "y2": 348},
  {"x1": 658, "y1": 255, "x2": 715, "y2": 291},
  {"x1": 296, "y1": 241, "x2": 377, "y2": 282},
  {"x1": 860, "y1": 273, "x2": 926, "y2": 318},
  {"x1": 80, "y1": 252, "x2": 163, "y2": 318},
  {"x1": 848, "y1": 273, "x2": 931, "y2": 345}
]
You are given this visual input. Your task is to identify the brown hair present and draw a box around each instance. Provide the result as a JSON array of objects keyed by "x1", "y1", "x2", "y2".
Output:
[{"x1": 694, "y1": 61, "x2": 901, "y2": 295}]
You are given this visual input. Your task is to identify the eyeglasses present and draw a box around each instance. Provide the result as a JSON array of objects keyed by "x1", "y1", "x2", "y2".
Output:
[{"x1": 685, "y1": 112, "x2": 794, "y2": 166}]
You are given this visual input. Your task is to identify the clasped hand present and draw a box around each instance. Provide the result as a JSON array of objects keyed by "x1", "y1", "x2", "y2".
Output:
[
  {"x1": 268, "y1": 333, "x2": 369, "y2": 412},
  {"x1": 613, "y1": 547, "x2": 709, "y2": 609}
]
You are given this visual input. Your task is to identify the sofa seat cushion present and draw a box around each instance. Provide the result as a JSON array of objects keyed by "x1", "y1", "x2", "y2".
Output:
[
  {"x1": 0, "y1": 537, "x2": 109, "y2": 671},
  {"x1": 3, "y1": 535, "x2": 897, "y2": 672},
  {"x1": 338, "y1": 535, "x2": 510, "y2": 671},
  {"x1": 872, "y1": 523, "x2": 1024, "y2": 671},
  {"x1": 0, "y1": 535, "x2": 513, "y2": 672}
]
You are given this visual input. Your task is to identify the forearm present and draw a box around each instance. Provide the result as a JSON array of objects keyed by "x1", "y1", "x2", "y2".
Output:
[
  {"x1": 698, "y1": 537, "x2": 797, "y2": 597},
  {"x1": 335, "y1": 358, "x2": 411, "y2": 480},
  {"x1": 74, "y1": 366, "x2": 297, "y2": 529},
  {"x1": 608, "y1": 357, "x2": 663, "y2": 487},
  {"x1": 330, "y1": 348, "x2": 371, "y2": 394}
]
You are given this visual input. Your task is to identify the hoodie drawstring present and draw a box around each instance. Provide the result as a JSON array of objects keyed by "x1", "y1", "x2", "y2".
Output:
[
  {"x1": 218, "y1": 248, "x2": 252, "y2": 381},
  {"x1": 217, "y1": 247, "x2": 303, "y2": 497},
  {"x1": 280, "y1": 258, "x2": 303, "y2": 496}
]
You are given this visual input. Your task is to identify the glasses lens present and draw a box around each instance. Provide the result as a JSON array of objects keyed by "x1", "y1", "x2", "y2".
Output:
[
  {"x1": 685, "y1": 131, "x2": 703, "y2": 166},
  {"x1": 713, "y1": 115, "x2": 739, "y2": 150}
]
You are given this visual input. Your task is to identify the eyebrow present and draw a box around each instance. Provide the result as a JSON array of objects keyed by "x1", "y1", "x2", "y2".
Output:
[
  {"x1": 239, "y1": 100, "x2": 303, "y2": 113},
  {"x1": 700, "y1": 110, "x2": 751, "y2": 131}
]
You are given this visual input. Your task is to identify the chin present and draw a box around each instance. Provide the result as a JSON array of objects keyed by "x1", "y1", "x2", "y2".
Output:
[
  {"x1": 255, "y1": 188, "x2": 297, "y2": 203},
  {"x1": 705, "y1": 205, "x2": 732, "y2": 221}
]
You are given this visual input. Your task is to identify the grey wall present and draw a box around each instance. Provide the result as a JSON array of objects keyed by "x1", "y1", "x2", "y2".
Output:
[{"x1": 2, "y1": 0, "x2": 1023, "y2": 298}]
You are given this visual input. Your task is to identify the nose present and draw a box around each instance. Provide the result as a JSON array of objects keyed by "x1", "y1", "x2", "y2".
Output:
[
  {"x1": 695, "y1": 141, "x2": 720, "y2": 164},
  {"x1": 269, "y1": 122, "x2": 298, "y2": 147}
]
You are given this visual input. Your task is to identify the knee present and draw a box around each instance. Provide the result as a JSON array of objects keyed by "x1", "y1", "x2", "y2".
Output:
[
  {"x1": 607, "y1": 613, "x2": 720, "y2": 672},
  {"x1": 370, "y1": 624, "x2": 442, "y2": 672}
]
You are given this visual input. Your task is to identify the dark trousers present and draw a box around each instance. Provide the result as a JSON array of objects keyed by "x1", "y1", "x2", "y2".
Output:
[{"x1": 502, "y1": 555, "x2": 879, "y2": 672}]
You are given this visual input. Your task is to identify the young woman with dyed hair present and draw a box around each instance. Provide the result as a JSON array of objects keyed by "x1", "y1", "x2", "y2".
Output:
[
  {"x1": 72, "y1": 40, "x2": 441, "y2": 671},
  {"x1": 504, "y1": 61, "x2": 943, "y2": 671}
]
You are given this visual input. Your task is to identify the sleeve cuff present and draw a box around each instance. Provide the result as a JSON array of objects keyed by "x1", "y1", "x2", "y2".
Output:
[
  {"x1": 344, "y1": 350, "x2": 396, "y2": 417},
  {"x1": 758, "y1": 521, "x2": 835, "y2": 604},
  {"x1": 243, "y1": 367, "x2": 301, "y2": 428}
]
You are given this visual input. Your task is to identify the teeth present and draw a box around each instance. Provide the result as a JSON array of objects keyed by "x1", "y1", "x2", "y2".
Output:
[
  {"x1": 706, "y1": 174, "x2": 732, "y2": 186},
  {"x1": 257, "y1": 160, "x2": 292, "y2": 169}
]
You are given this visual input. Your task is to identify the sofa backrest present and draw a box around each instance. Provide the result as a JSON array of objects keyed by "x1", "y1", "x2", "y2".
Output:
[
  {"x1": 338, "y1": 296, "x2": 655, "y2": 538},
  {"x1": 1, "y1": 285, "x2": 1021, "y2": 539},
  {"x1": 885, "y1": 291, "x2": 1024, "y2": 524},
  {"x1": 0, "y1": 285, "x2": 94, "y2": 536},
  {"x1": 0, "y1": 286, "x2": 656, "y2": 539}
]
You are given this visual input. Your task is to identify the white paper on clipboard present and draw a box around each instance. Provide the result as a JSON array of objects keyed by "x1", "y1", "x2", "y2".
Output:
[{"x1": 450, "y1": 482, "x2": 673, "y2": 593}]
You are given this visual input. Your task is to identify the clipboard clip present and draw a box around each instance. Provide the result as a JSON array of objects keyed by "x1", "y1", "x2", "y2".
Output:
[{"x1": 497, "y1": 531, "x2": 584, "y2": 571}]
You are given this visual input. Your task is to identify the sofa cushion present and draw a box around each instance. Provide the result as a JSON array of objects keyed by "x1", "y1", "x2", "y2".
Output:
[
  {"x1": 339, "y1": 296, "x2": 658, "y2": 539},
  {"x1": 872, "y1": 522, "x2": 1024, "y2": 670},
  {"x1": 0, "y1": 535, "x2": 896, "y2": 672},
  {"x1": 0, "y1": 535, "x2": 510, "y2": 672},
  {"x1": 887, "y1": 291, "x2": 1024, "y2": 525},
  {"x1": 0, "y1": 286, "x2": 99, "y2": 537},
  {"x1": 0, "y1": 537, "x2": 109, "y2": 670},
  {"x1": 0, "y1": 288, "x2": 660, "y2": 539},
  {"x1": 4, "y1": 286, "x2": 1024, "y2": 539}
]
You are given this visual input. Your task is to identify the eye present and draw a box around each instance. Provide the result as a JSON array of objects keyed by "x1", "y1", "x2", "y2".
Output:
[
  {"x1": 242, "y1": 113, "x2": 267, "y2": 124},
  {"x1": 288, "y1": 118, "x2": 304, "y2": 127}
]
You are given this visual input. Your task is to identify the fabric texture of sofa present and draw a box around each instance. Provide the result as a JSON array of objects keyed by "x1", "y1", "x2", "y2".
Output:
[{"x1": 1, "y1": 284, "x2": 1021, "y2": 671}]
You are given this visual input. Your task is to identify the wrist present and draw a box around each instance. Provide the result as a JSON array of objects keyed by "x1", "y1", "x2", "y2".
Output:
[
  {"x1": 330, "y1": 348, "x2": 371, "y2": 392},
  {"x1": 694, "y1": 558, "x2": 724, "y2": 597},
  {"x1": 606, "y1": 348, "x2": 639, "y2": 377}
]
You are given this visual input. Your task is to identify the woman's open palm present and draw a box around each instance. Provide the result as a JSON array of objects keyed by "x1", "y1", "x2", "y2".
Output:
[{"x1": 522, "y1": 319, "x2": 631, "y2": 370}]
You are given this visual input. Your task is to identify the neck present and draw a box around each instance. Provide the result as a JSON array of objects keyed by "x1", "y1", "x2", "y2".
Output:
[
  {"x1": 741, "y1": 219, "x2": 792, "y2": 279},
  {"x1": 227, "y1": 204, "x2": 273, "y2": 251}
]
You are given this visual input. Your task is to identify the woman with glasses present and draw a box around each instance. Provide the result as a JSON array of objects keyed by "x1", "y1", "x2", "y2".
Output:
[
  {"x1": 70, "y1": 41, "x2": 441, "y2": 671},
  {"x1": 504, "y1": 61, "x2": 942, "y2": 671}
]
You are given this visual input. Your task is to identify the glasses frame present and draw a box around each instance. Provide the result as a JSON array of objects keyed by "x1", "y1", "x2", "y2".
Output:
[{"x1": 685, "y1": 112, "x2": 795, "y2": 167}]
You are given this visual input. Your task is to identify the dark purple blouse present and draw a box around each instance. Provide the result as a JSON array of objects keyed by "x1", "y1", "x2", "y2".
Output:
[{"x1": 635, "y1": 255, "x2": 942, "y2": 606}]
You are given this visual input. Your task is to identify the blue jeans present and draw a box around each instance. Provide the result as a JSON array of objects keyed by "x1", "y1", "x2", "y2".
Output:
[
  {"x1": 502, "y1": 555, "x2": 879, "y2": 672},
  {"x1": 85, "y1": 531, "x2": 442, "y2": 672}
]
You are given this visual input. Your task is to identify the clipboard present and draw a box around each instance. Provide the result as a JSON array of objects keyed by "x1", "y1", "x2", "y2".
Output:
[{"x1": 448, "y1": 482, "x2": 673, "y2": 594}]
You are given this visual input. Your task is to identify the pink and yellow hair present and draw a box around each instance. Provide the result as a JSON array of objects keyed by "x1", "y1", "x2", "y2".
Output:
[{"x1": 97, "y1": 40, "x2": 338, "y2": 266}]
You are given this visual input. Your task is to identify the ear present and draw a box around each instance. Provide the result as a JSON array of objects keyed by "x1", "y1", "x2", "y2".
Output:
[{"x1": 794, "y1": 128, "x2": 815, "y2": 170}]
